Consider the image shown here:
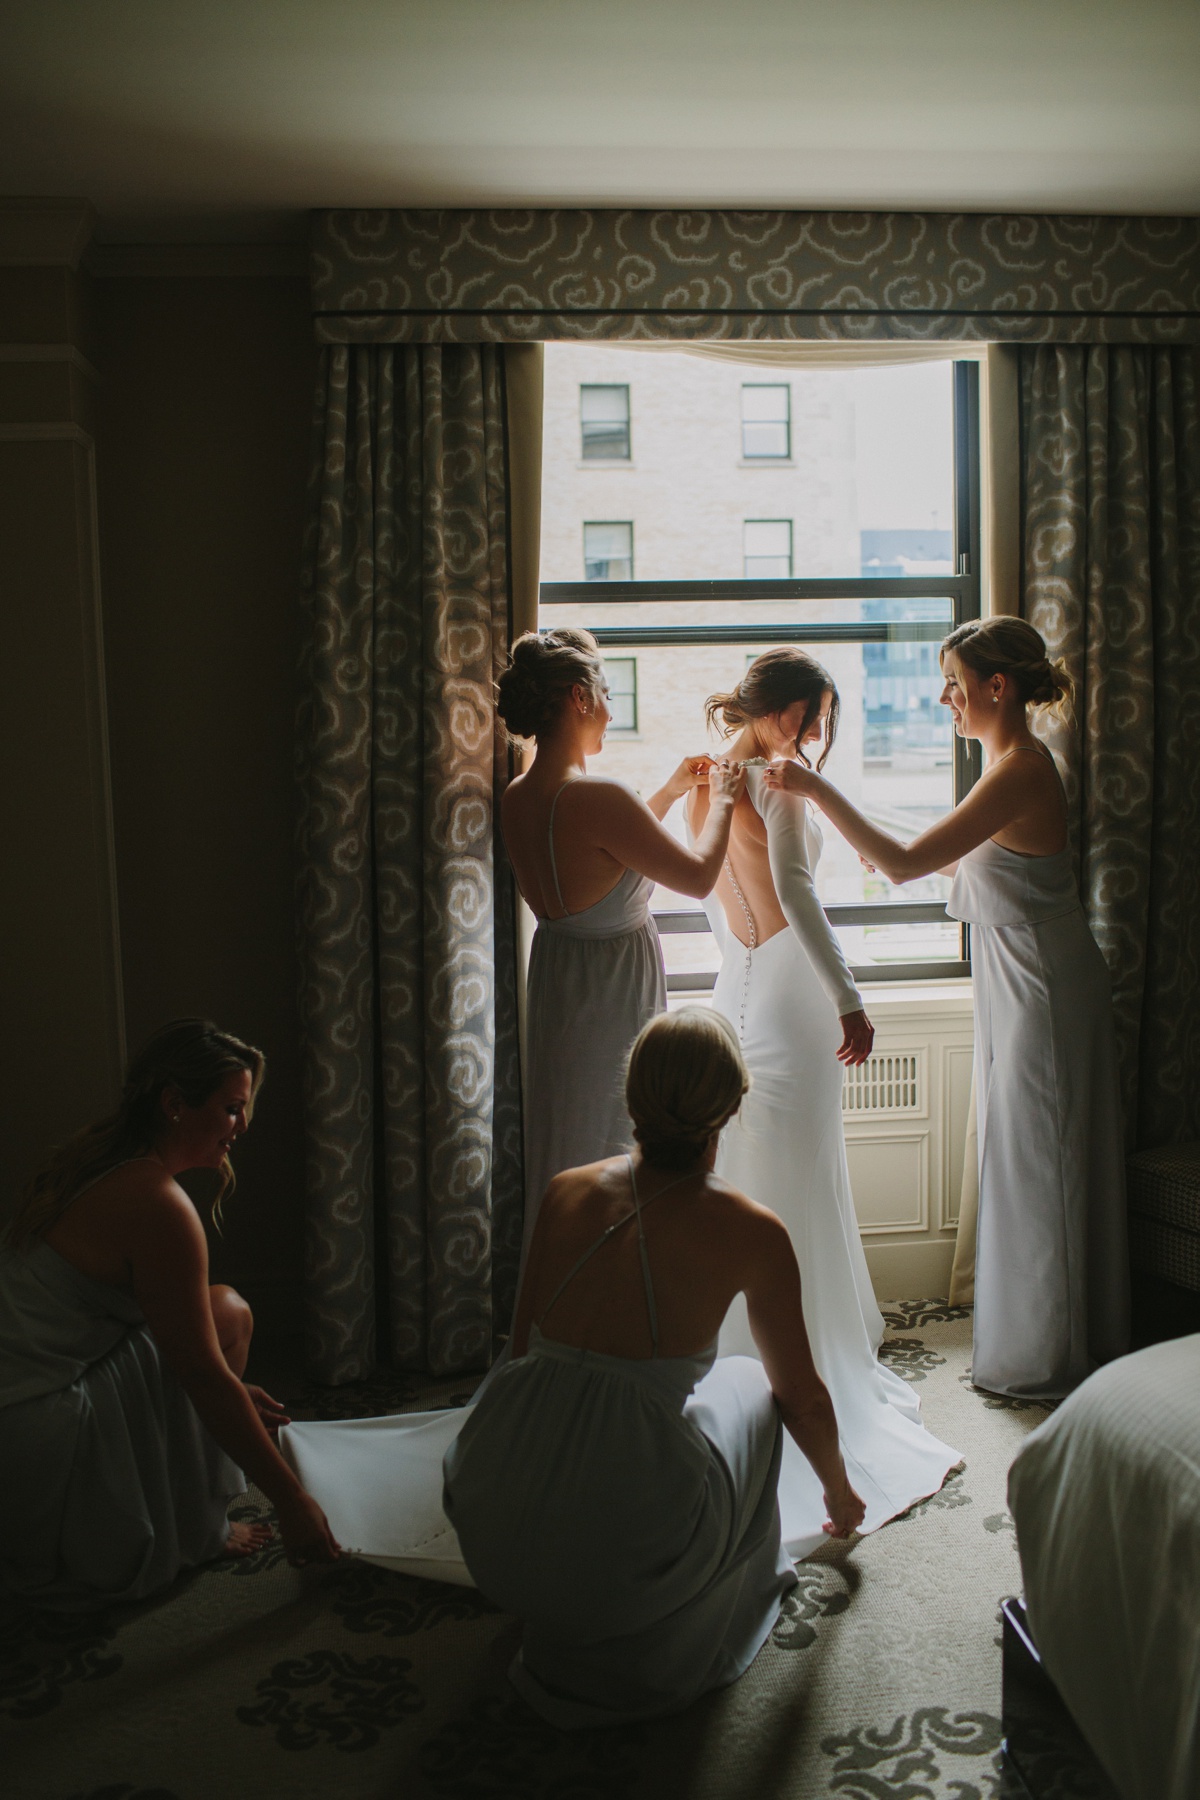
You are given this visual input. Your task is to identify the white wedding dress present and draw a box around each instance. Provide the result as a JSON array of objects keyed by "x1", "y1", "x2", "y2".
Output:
[{"x1": 705, "y1": 770, "x2": 960, "y2": 1556}]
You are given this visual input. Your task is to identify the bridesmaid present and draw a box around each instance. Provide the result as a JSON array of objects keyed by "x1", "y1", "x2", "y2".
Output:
[
  {"x1": 763, "y1": 617, "x2": 1129, "y2": 1399},
  {"x1": 498, "y1": 628, "x2": 744, "y2": 1261}
]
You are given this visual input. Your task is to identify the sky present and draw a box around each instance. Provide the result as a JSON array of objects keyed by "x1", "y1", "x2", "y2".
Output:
[{"x1": 847, "y1": 361, "x2": 955, "y2": 536}]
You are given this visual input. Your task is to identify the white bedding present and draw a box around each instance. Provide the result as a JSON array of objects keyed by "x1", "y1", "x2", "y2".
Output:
[{"x1": 1008, "y1": 1335, "x2": 1200, "y2": 1800}]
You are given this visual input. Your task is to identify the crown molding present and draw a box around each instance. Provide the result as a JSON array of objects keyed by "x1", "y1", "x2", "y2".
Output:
[
  {"x1": 85, "y1": 242, "x2": 307, "y2": 279},
  {"x1": 0, "y1": 200, "x2": 95, "y2": 269}
]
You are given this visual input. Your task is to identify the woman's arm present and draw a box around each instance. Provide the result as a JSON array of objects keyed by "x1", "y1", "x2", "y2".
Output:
[
  {"x1": 763, "y1": 757, "x2": 1032, "y2": 884},
  {"x1": 131, "y1": 1191, "x2": 340, "y2": 1563},
  {"x1": 741, "y1": 1210, "x2": 865, "y2": 1538},
  {"x1": 589, "y1": 762, "x2": 745, "y2": 899},
  {"x1": 754, "y1": 781, "x2": 867, "y2": 1037}
]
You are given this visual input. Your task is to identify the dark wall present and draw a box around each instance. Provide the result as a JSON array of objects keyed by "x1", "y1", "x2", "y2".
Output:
[{"x1": 93, "y1": 273, "x2": 314, "y2": 1343}]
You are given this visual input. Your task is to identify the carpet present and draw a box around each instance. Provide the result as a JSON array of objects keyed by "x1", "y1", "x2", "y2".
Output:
[{"x1": 1, "y1": 1303, "x2": 1051, "y2": 1800}]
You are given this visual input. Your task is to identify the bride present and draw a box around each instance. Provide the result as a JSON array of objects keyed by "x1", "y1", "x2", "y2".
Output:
[{"x1": 688, "y1": 648, "x2": 960, "y2": 1555}]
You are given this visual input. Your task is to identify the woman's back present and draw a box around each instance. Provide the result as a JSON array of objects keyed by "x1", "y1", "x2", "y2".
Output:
[{"x1": 514, "y1": 1156, "x2": 774, "y2": 1363}]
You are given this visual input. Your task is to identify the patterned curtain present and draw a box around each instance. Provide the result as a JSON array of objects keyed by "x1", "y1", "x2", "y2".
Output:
[
  {"x1": 296, "y1": 344, "x2": 524, "y2": 1383},
  {"x1": 1021, "y1": 345, "x2": 1200, "y2": 1149}
]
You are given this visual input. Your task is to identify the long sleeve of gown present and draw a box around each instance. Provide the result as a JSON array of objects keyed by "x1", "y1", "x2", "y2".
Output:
[{"x1": 753, "y1": 776, "x2": 862, "y2": 1018}]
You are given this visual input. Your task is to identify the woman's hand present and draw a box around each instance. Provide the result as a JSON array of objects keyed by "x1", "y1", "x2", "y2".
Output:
[
  {"x1": 276, "y1": 1490, "x2": 342, "y2": 1567},
  {"x1": 707, "y1": 759, "x2": 746, "y2": 805},
  {"x1": 761, "y1": 756, "x2": 821, "y2": 800},
  {"x1": 836, "y1": 1010, "x2": 874, "y2": 1067},
  {"x1": 823, "y1": 1472, "x2": 867, "y2": 1539},
  {"x1": 244, "y1": 1383, "x2": 291, "y2": 1435},
  {"x1": 672, "y1": 754, "x2": 716, "y2": 797}
]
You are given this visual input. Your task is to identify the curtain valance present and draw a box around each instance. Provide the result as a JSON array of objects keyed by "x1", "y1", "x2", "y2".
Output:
[{"x1": 311, "y1": 210, "x2": 1200, "y2": 346}]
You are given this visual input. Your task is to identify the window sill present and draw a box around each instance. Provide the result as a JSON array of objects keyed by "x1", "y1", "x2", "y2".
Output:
[
  {"x1": 738, "y1": 459, "x2": 795, "y2": 469},
  {"x1": 577, "y1": 460, "x2": 636, "y2": 470}
]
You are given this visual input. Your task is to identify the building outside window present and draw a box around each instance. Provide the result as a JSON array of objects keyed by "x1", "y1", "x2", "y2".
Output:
[
  {"x1": 580, "y1": 385, "x2": 631, "y2": 460},
  {"x1": 539, "y1": 348, "x2": 978, "y2": 985},
  {"x1": 584, "y1": 520, "x2": 633, "y2": 580},
  {"x1": 603, "y1": 657, "x2": 638, "y2": 731},
  {"x1": 743, "y1": 518, "x2": 793, "y2": 578},
  {"x1": 741, "y1": 384, "x2": 790, "y2": 459}
]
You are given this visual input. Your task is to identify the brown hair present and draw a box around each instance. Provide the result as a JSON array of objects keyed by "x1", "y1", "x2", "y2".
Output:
[
  {"x1": 940, "y1": 618, "x2": 1074, "y2": 716},
  {"x1": 6, "y1": 1019, "x2": 265, "y2": 1251},
  {"x1": 496, "y1": 628, "x2": 606, "y2": 741},
  {"x1": 705, "y1": 647, "x2": 839, "y2": 770},
  {"x1": 625, "y1": 1007, "x2": 749, "y2": 1171}
]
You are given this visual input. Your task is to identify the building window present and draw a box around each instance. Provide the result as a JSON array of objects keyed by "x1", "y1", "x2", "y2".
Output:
[
  {"x1": 580, "y1": 385, "x2": 631, "y2": 460},
  {"x1": 584, "y1": 521, "x2": 633, "y2": 581},
  {"x1": 604, "y1": 658, "x2": 638, "y2": 731},
  {"x1": 741, "y1": 384, "x2": 790, "y2": 459},
  {"x1": 743, "y1": 519, "x2": 792, "y2": 579}
]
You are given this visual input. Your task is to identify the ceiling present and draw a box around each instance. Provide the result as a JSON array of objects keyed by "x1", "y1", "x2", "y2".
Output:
[{"x1": 2, "y1": 0, "x2": 1199, "y2": 242}]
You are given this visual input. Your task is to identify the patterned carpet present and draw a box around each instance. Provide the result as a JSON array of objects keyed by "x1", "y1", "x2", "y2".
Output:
[{"x1": 1, "y1": 1304, "x2": 1053, "y2": 1800}]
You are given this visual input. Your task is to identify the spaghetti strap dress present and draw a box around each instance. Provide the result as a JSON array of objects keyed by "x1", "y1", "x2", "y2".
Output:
[
  {"x1": 520, "y1": 779, "x2": 666, "y2": 1261},
  {"x1": 947, "y1": 823, "x2": 1130, "y2": 1398},
  {"x1": 0, "y1": 1170, "x2": 244, "y2": 1608},
  {"x1": 442, "y1": 1158, "x2": 797, "y2": 1728}
]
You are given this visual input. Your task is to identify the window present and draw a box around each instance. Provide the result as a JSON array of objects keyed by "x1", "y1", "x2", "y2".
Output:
[
  {"x1": 540, "y1": 352, "x2": 981, "y2": 986},
  {"x1": 742, "y1": 383, "x2": 790, "y2": 459},
  {"x1": 584, "y1": 521, "x2": 633, "y2": 581},
  {"x1": 580, "y1": 385, "x2": 631, "y2": 460},
  {"x1": 604, "y1": 658, "x2": 638, "y2": 731},
  {"x1": 743, "y1": 519, "x2": 792, "y2": 579}
]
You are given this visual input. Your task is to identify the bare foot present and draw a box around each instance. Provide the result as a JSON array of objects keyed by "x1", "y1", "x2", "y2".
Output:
[{"x1": 222, "y1": 1518, "x2": 275, "y2": 1558}]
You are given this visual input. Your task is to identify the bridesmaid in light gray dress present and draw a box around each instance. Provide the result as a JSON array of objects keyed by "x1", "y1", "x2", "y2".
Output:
[
  {"x1": 764, "y1": 618, "x2": 1129, "y2": 1399},
  {"x1": 1, "y1": 1020, "x2": 340, "y2": 1605},
  {"x1": 444, "y1": 1008, "x2": 865, "y2": 1726},
  {"x1": 497, "y1": 628, "x2": 744, "y2": 1263}
]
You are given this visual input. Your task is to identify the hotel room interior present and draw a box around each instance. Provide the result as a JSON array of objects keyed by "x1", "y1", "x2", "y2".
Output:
[{"x1": 1, "y1": 4, "x2": 1197, "y2": 1797}]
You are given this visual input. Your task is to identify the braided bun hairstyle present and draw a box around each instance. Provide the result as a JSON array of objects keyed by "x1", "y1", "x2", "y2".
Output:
[
  {"x1": 940, "y1": 618, "x2": 1074, "y2": 716},
  {"x1": 496, "y1": 629, "x2": 605, "y2": 741},
  {"x1": 705, "y1": 647, "x2": 839, "y2": 770},
  {"x1": 625, "y1": 1007, "x2": 750, "y2": 1171}
]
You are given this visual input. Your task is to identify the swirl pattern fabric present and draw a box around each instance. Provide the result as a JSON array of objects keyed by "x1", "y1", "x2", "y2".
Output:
[
  {"x1": 1020, "y1": 344, "x2": 1200, "y2": 1147},
  {"x1": 310, "y1": 210, "x2": 1200, "y2": 345},
  {"x1": 297, "y1": 343, "x2": 523, "y2": 1383}
]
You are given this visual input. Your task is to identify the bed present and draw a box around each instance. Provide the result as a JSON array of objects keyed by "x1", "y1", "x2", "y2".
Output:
[{"x1": 1006, "y1": 1334, "x2": 1200, "y2": 1800}]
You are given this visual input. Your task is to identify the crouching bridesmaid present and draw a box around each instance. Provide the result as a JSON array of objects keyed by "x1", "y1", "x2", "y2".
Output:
[{"x1": 0, "y1": 1019, "x2": 339, "y2": 1608}]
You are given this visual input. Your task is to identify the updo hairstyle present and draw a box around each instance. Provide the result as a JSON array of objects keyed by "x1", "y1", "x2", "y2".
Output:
[
  {"x1": 496, "y1": 629, "x2": 606, "y2": 741},
  {"x1": 625, "y1": 1007, "x2": 750, "y2": 1171},
  {"x1": 940, "y1": 618, "x2": 1074, "y2": 715},
  {"x1": 705, "y1": 647, "x2": 839, "y2": 770}
]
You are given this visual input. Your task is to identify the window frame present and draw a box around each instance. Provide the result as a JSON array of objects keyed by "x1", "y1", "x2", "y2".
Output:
[
  {"x1": 742, "y1": 516, "x2": 794, "y2": 579},
  {"x1": 741, "y1": 382, "x2": 792, "y2": 460},
  {"x1": 579, "y1": 383, "x2": 632, "y2": 461},
  {"x1": 543, "y1": 362, "x2": 982, "y2": 989},
  {"x1": 583, "y1": 519, "x2": 635, "y2": 582},
  {"x1": 603, "y1": 656, "x2": 639, "y2": 732}
]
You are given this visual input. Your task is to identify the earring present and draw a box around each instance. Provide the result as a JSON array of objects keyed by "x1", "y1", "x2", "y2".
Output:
[{"x1": 172, "y1": 1114, "x2": 181, "y2": 1123}]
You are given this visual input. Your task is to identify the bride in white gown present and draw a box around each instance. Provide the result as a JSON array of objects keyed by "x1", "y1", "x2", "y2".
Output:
[{"x1": 690, "y1": 649, "x2": 960, "y2": 1555}]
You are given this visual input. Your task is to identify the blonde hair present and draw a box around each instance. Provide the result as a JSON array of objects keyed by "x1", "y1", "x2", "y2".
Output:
[
  {"x1": 625, "y1": 1007, "x2": 749, "y2": 1170},
  {"x1": 6, "y1": 1019, "x2": 264, "y2": 1251},
  {"x1": 496, "y1": 628, "x2": 606, "y2": 741},
  {"x1": 940, "y1": 618, "x2": 1074, "y2": 718},
  {"x1": 705, "y1": 648, "x2": 839, "y2": 770}
]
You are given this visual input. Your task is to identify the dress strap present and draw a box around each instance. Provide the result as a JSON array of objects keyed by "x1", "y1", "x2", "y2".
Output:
[
  {"x1": 536, "y1": 1157, "x2": 694, "y2": 1351},
  {"x1": 547, "y1": 781, "x2": 573, "y2": 918}
]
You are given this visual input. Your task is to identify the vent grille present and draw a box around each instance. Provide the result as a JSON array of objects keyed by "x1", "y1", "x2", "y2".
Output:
[{"x1": 843, "y1": 1052, "x2": 922, "y2": 1115}]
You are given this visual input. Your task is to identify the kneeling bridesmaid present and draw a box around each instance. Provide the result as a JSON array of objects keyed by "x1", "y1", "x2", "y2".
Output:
[
  {"x1": 443, "y1": 1007, "x2": 863, "y2": 1728},
  {"x1": 0, "y1": 1019, "x2": 339, "y2": 1608}
]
